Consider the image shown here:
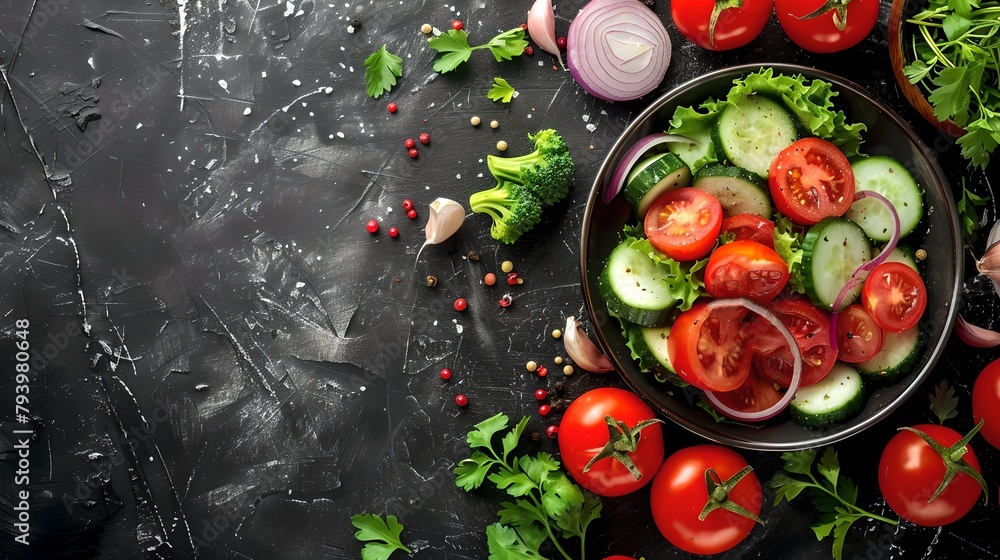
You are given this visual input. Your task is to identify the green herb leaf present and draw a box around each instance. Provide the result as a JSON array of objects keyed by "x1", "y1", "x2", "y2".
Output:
[
  {"x1": 498, "y1": 499, "x2": 546, "y2": 529},
  {"x1": 930, "y1": 379, "x2": 960, "y2": 424},
  {"x1": 468, "y1": 412, "x2": 510, "y2": 450},
  {"x1": 485, "y1": 523, "x2": 545, "y2": 559},
  {"x1": 484, "y1": 28, "x2": 529, "y2": 62},
  {"x1": 363, "y1": 45, "x2": 403, "y2": 99},
  {"x1": 770, "y1": 447, "x2": 896, "y2": 560},
  {"x1": 957, "y1": 178, "x2": 992, "y2": 243},
  {"x1": 428, "y1": 28, "x2": 526, "y2": 73},
  {"x1": 903, "y1": 59, "x2": 934, "y2": 84},
  {"x1": 351, "y1": 514, "x2": 412, "y2": 560},
  {"x1": 455, "y1": 451, "x2": 495, "y2": 490},
  {"x1": 774, "y1": 215, "x2": 806, "y2": 294},
  {"x1": 957, "y1": 112, "x2": 1000, "y2": 171},
  {"x1": 500, "y1": 416, "x2": 528, "y2": 461},
  {"x1": 488, "y1": 77, "x2": 516, "y2": 103},
  {"x1": 490, "y1": 468, "x2": 537, "y2": 497}
]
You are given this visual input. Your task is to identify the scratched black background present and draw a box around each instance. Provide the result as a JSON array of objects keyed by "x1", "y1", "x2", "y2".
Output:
[{"x1": 1, "y1": 0, "x2": 998, "y2": 558}]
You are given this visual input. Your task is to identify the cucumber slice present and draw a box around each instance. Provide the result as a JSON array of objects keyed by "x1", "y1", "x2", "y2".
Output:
[
  {"x1": 857, "y1": 326, "x2": 922, "y2": 383},
  {"x1": 844, "y1": 156, "x2": 924, "y2": 242},
  {"x1": 668, "y1": 127, "x2": 716, "y2": 174},
  {"x1": 801, "y1": 218, "x2": 872, "y2": 310},
  {"x1": 599, "y1": 240, "x2": 681, "y2": 327},
  {"x1": 714, "y1": 95, "x2": 798, "y2": 177},
  {"x1": 623, "y1": 152, "x2": 691, "y2": 218},
  {"x1": 627, "y1": 324, "x2": 689, "y2": 386},
  {"x1": 693, "y1": 164, "x2": 772, "y2": 219},
  {"x1": 881, "y1": 245, "x2": 920, "y2": 272},
  {"x1": 791, "y1": 362, "x2": 865, "y2": 428}
]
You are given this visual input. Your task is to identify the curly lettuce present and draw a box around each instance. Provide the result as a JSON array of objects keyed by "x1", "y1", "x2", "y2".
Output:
[
  {"x1": 668, "y1": 68, "x2": 867, "y2": 158},
  {"x1": 773, "y1": 214, "x2": 806, "y2": 294}
]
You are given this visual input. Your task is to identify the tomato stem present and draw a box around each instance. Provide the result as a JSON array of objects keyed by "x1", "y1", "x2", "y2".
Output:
[
  {"x1": 797, "y1": 0, "x2": 851, "y2": 31},
  {"x1": 583, "y1": 415, "x2": 663, "y2": 481},
  {"x1": 697, "y1": 465, "x2": 764, "y2": 525},
  {"x1": 898, "y1": 419, "x2": 990, "y2": 505},
  {"x1": 709, "y1": 0, "x2": 745, "y2": 49}
]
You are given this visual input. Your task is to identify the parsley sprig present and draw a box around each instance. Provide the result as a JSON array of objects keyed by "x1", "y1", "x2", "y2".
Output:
[
  {"x1": 428, "y1": 28, "x2": 528, "y2": 73},
  {"x1": 364, "y1": 45, "x2": 403, "y2": 99},
  {"x1": 903, "y1": 0, "x2": 1000, "y2": 169},
  {"x1": 770, "y1": 447, "x2": 897, "y2": 560},
  {"x1": 488, "y1": 77, "x2": 516, "y2": 103},
  {"x1": 351, "y1": 514, "x2": 411, "y2": 560},
  {"x1": 957, "y1": 178, "x2": 991, "y2": 243},
  {"x1": 929, "y1": 379, "x2": 960, "y2": 424},
  {"x1": 455, "y1": 413, "x2": 602, "y2": 560}
]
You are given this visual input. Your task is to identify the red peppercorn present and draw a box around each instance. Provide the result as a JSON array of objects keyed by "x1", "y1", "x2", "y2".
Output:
[
  {"x1": 507, "y1": 272, "x2": 521, "y2": 285},
  {"x1": 388, "y1": 227, "x2": 399, "y2": 238},
  {"x1": 520, "y1": 23, "x2": 528, "y2": 30},
  {"x1": 408, "y1": 148, "x2": 419, "y2": 159},
  {"x1": 454, "y1": 297, "x2": 468, "y2": 312},
  {"x1": 556, "y1": 36, "x2": 567, "y2": 49},
  {"x1": 407, "y1": 208, "x2": 418, "y2": 220},
  {"x1": 539, "y1": 404, "x2": 551, "y2": 416},
  {"x1": 546, "y1": 425, "x2": 559, "y2": 438},
  {"x1": 534, "y1": 388, "x2": 548, "y2": 401},
  {"x1": 524, "y1": 46, "x2": 534, "y2": 56},
  {"x1": 419, "y1": 132, "x2": 430, "y2": 145},
  {"x1": 387, "y1": 102, "x2": 398, "y2": 113},
  {"x1": 402, "y1": 199, "x2": 414, "y2": 211},
  {"x1": 366, "y1": 219, "x2": 379, "y2": 234},
  {"x1": 498, "y1": 294, "x2": 512, "y2": 308},
  {"x1": 439, "y1": 367, "x2": 452, "y2": 380},
  {"x1": 455, "y1": 393, "x2": 468, "y2": 407},
  {"x1": 537, "y1": 365, "x2": 548, "y2": 378},
  {"x1": 404, "y1": 138, "x2": 416, "y2": 149},
  {"x1": 451, "y1": 19, "x2": 463, "y2": 31}
]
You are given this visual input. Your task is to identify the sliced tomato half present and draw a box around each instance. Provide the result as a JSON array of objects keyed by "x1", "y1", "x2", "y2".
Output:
[
  {"x1": 721, "y1": 212, "x2": 775, "y2": 249},
  {"x1": 769, "y1": 138, "x2": 855, "y2": 225},
  {"x1": 644, "y1": 188, "x2": 723, "y2": 261},
  {"x1": 748, "y1": 296, "x2": 837, "y2": 387},
  {"x1": 862, "y1": 261, "x2": 927, "y2": 333},
  {"x1": 667, "y1": 302, "x2": 753, "y2": 392},
  {"x1": 711, "y1": 371, "x2": 786, "y2": 415},
  {"x1": 704, "y1": 240, "x2": 789, "y2": 304},
  {"x1": 835, "y1": 303, "x2": 884, "y2": 363}
]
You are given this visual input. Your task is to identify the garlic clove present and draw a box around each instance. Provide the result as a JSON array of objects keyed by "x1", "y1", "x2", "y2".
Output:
[
  {"x1": 425, "y1": 197, "x2": 465, "y2": 244},
  {"x1": 527, "y1": 0, "x2": 565, "y2": 70},
  {"x1": 955, "y1": 314, "x2": 1000, "y2": 348},
  {"x1": 563, "y1": 316, "x2": 614, "y2": 373}
]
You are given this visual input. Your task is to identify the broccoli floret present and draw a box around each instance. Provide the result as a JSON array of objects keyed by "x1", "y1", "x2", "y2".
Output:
[
  {"x1": 486, "y1": 129, "x2": 574, "y2": 206},
  {"x1": 469, "y1": 181, "x2": 543, "y2": 244}
]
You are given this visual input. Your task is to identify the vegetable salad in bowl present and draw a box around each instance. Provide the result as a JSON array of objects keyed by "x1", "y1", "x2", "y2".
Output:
[{"x1": 580, "y1": 64, "x2": 962, "y2": 451}]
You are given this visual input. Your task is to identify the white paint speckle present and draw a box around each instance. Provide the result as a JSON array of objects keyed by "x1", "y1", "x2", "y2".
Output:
[
  {"x1": 87, "y1": 57, "x2": 95, "y2": 68},
  {"x1": 325, "y1": 87, "x2": 333, "y2": 94},
  {"x1": 218, "y1": 79, "x2": 229, "y2": 91},
  {"x1": 243, "y1": 107, "x2": 252, "y2": 115},
  {"x1": 292, "y1": 79, "x2": 302, "y2": 86},
  {"x1": 336, "y1": 131, "x2": 345, "y2": 138},
  {"x1": 136, "y1": 123, "x2": 143, "y2": 129},
  {"x1": 261, "y1": 71, "x2": 267, "y2": 78},
  {"x1": 456, "y1": 174, "x2": 462, "y2": 179},
  {"x1": 284, "y1": 1, "x2": 294, "y2": 16},
  {"x1": 582, "y1": 114, "x2": 591, "y2": 122},
  {"x1": 586, "y1": 123, "x2": 597, "y2": 132}
]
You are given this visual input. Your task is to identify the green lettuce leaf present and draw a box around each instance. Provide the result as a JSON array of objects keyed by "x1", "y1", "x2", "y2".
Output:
[{"x1": 619, "y1": 235, "x2": 707, "y2": 313}]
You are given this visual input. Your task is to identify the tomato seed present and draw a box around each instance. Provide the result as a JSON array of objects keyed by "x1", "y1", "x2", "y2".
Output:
[{"x1": 366, "y1": 219, "x2": 379, "y2": 234}]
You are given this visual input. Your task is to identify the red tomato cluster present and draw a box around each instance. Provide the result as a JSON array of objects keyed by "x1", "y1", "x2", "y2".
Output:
[{"x1": 671, "y1": 0, "x2": 879, "y2": 53}]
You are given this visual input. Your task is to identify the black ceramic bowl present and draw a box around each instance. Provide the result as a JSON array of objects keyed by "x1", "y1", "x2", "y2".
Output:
[{"x1": 580, "y1": 63, "x2": 962, "y2": 451}]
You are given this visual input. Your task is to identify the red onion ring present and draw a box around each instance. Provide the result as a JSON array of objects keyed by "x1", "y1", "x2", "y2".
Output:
[
  {"x1": 603, "y1": 133, "x2": 695, "y2": 204},
  {"x1": 702, "y1": 298, "x2": 803, "y2": 422},
  {"x1": 566, "y1": 0, "x2": 671, "y2": 102},
  {"x1": 829, "y1": 191, "x2": 901, "y2": 354}
]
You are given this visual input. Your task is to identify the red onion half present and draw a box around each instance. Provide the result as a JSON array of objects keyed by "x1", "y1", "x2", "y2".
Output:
[
  {"x1": 603, "y1": 132, "x2": 695, "y2": 204},
  {"x1": 703, "y1": 298, "x2": 803, "y2": 422},
  {"x1": 566, "y1": 0, "x2": 671, "y2": 102},
  {"x1": 829, "y1": 191, "x2": 901, "y2": 355}
]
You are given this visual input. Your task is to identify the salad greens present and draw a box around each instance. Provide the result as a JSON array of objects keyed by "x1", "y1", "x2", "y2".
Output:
[
  {"x1": 903, "y1": 0, "x2": 1000, "y2": 169},
  {"x1": 428, "y1": 28, "x2": 528, "y2": 74},
  {"x1": 621, "y1": 224, "x2": 708, "y2": 313},
  {"x1": 669, "y1": 68, "x2": 868, "y2": 158},
  {"x1": 488, "y1": 77, "x2": 516, "y2": 103},
  {"x1": 454, "y1": 413, "x2": 602, "y2": 560},
  {"x1": 957, "y1": 178, "x2": 991, "y2": 243},
  {"x1": 774, "y1": 215, "x2": 807, "y2": 294},
  {"x1": 770, "y1": 447, "x2": 898, "y2": 560},
  {"x1": 364, "y1": 45, "x2": 404, "y2": 99}
]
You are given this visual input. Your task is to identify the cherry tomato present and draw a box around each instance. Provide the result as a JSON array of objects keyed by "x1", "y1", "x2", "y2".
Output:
[
  {"x1": 776, "y1": 0, "x2": 879, "y2": 53},
  {"x1": 668, "y1": 302, "x2": 753, "y2": 392},
  {"x1": 879, "y1": 424, "x2": 985, "y2": 526},
  {"x1": 644, "y1": 188, "x2": 723, "y2": 261},
  {"x1": 721, "y1": 212, "x2": 775, "y2": 249},
  {"x1": 704, "y1": 240, "x2": 789, "y2": 303},
  {"x1": 650, "y1": 445, "x2": 762, "y2": 554},
  {"x1": 749, "y1": 296, "x2": 836, "y2": 387},
  {"x1": 672, "y1": 0, "x2": 774, "y2": 51},
  {"x1": 834, "y1": 303, "x2": 883, "y2": 363},
  {"x1": 861, "y1": 261, "x2": 927, "y2": 333},
  {"x1": 559, "y1": 388, "x2": 664, "y2": 497},
  {"x1": 769, "y1": 138, "x2": 855, "y2": 225},
  {"x1": 973, "y1": 358, "x2": 1000, "y2": 450}
]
